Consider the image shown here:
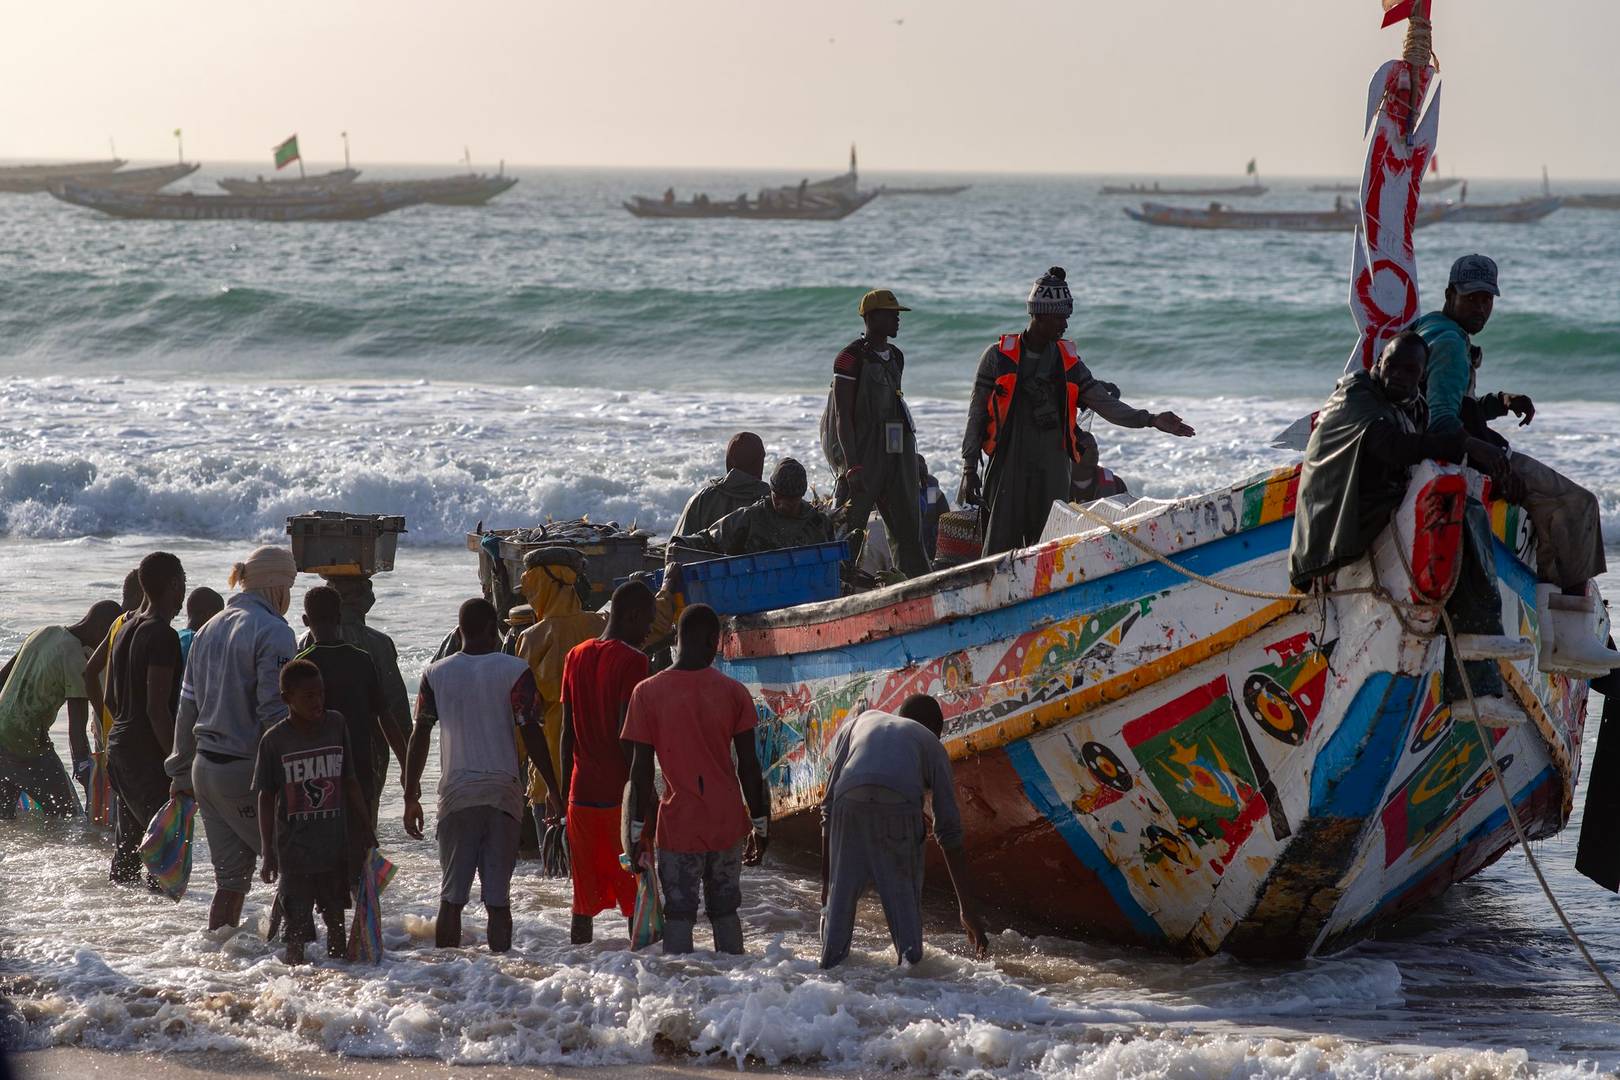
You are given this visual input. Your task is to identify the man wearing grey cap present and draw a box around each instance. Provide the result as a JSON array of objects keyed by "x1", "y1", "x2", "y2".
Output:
[
  {"x1": 1413, "y1": 254, "x2": 1619, "y2": 676},
  {"x1": 960, "y1": 267, "x2": 1194, "y2": 556}
]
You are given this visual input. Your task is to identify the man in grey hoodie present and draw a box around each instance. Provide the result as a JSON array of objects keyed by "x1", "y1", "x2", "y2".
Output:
[
  {"x1": 671, "y1": 432, "x2": 771, "y2": 536},
  {"x1": 167, "y1": 545, "x2": 299, "y2": 930}
]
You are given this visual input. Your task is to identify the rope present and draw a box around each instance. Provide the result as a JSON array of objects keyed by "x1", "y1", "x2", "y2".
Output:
[
  {"x1": 1067, "y1": 499, "x2": 1618, "y2": 1004},
  {"x1": 1402, "y1": 14, "x2": 1434, "y2": 70}
]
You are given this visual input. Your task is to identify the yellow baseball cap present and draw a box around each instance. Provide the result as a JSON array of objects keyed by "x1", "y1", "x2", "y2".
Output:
[{"x1": 858, "y1": 289, "x2": 911, "y2": 315}]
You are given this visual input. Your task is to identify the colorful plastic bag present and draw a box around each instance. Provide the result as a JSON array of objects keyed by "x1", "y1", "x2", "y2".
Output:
[
  {"x1": 138, "y1": 794, "x2": 196, "y2": 901},
  {"x1": 620, "y1": 851, "x2": 664, "y2": 951},
  {"x1": 87, "y1": 750, "x2": 113, "y2": 827},
  {"x1": 347, "y1": 848, "x2": 397, "y2": 963}
]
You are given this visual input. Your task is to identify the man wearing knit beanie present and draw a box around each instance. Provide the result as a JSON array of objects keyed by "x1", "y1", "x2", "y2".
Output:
[{"x1": 960, "y1": 267, "x2": 1195, "y2": 556}]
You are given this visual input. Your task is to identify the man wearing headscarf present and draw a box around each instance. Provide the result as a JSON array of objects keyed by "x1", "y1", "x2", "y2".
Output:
[
  {"x1": 678, "y1": 459, "x2": 834, "y2": 557},
  {"x1": 296, "y1": 574, "x2": 412, "y2": 817},
  {"x1": 960, "y1": 267, "x2": 1195, "y2": 556},
  {"x1": 672, "y1": 433, "x2": 772, "y2": 536},
  {"x1": 167, "y1": 544, "x2": 299, "y2": 930},
  {"x1": 515, "y1": 548, "x2": 606, "y2": 822}
]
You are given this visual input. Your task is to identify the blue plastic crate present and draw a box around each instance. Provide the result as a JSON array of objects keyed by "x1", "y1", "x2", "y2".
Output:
[{"x1": 677, "y1": 540, "x2": 848, "y2": 616}]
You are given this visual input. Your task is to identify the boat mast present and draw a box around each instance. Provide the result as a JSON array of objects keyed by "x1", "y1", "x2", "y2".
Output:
[
  {"x1": 174, "y1": 128, "x2": 183, "y2": 165},
  {"x1": 342, "y1": 131, "x2": 350, "y2": 171}
]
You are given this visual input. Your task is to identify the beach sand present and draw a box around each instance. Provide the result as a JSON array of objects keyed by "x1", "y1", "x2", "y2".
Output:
[{"x1": 12, "y1": 1047, "x2": 847, "y2": 1079}]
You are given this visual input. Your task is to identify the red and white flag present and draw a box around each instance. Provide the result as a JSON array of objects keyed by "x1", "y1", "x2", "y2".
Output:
[{"x1": 1381, "y1": 0, "x2": 1417, "y2": 28}]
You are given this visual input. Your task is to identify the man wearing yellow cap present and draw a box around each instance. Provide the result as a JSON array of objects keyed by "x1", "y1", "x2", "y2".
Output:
[{"x1": 823, "y1": 289, "x2": 931, "y2": 579}]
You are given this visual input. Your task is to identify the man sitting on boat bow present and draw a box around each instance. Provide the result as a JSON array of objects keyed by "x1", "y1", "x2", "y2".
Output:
[
  {"x1": 1413, "y1": 254, "x2": 1620, "y2": 676},
  {"x1": 1290, "y1": 332, "x2": 1525, "y2": 726}
]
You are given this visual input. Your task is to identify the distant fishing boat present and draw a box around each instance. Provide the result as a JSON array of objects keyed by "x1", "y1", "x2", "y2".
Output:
[
  {"x1": 0, "y1": 158, "x2": 126, "y2": 194},
  {"x1": 1126, "y1": 200, "x2": 1454, "y2": 232},
  {"x1": 1565, "y1": 193, "x2": 1620, "y2": 210},
  {"x1": 48, "y1": 182, "x2": 424, "y2": 222},
  {"x1": 92, "y1": 162, "x2": 201, "y2": 193},
  {"x1": 369, "y1": 172, "x2": 519, "y2": 206},
  {"x1": 217, "y1": 169, "x2": 362, "y2": 196},
  {"x1": 627, "y1": 145, "x2": 876, "y2": 221},
  {"x1": 1307, "y1": 183, "x2": 1360, "y2": 193},
  {"x1": 1438, "y1": 196, "x2": 1563, "y2": 224},
  {"x1": 1101, "y1": 160, "x2": 1266, "y2": 198},
  {"x1": 1427, "y1": 176, "x2": 1463, "y2": 192},
  {"x1": 877, "y1": 183, "x2": 971, "y2": 196}
]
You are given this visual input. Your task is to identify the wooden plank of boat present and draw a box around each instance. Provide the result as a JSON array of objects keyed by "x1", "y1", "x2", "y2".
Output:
[
  {"x1": 877, "y1": 184, "x2": 971, "y2": 196},
  {"x1": 624, "y1": 189, "x2": 879, "y2": 221},
  {"x1": 1126, "y1": 200, "x2": 1453, "y2": 232},
  {"x1": 91, "y1": 162, "x2": 201, "y2": 194},
  {"x1": 216, "y1": 169, "x2": 363, "y2": 196},
  {"x1": 49, "y1": 181, "x2": 424, "y2": 221},
  {"x1": 1437, "y1": 196, "x2": 1563, "y2": 223},
  {"x1": 1100, "y1": 183, "x2": 1268, "y2": 197},
  {"x1": 717, "y1": 462, "x2": 1584, "y2": 957},
  {"x1": 0, "y1": 158, "x2": 126, "y2": 194},
  {"x1": 1565, "y1": 193, "x2": 1620, "y2": 210}
]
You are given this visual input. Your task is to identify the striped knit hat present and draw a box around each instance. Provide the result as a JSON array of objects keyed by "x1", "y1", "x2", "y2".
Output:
[{"x1": 1027, "y1": 266, "x2": 1074, "y2": 315}]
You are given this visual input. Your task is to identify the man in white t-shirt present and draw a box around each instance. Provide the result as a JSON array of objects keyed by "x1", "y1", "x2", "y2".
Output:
[{"x1": 405, "y1": 598, "x2": 561, "y2": 953}]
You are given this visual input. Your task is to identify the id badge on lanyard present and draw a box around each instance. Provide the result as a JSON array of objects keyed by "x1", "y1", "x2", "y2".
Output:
[{"x1": 885, "y1": 421, "x2": 905, "y2": 455}]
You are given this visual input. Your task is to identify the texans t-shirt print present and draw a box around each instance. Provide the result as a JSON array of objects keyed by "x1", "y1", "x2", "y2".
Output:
[{"x1": 253, "y1": 711, "x2": 353, "y2": 874}]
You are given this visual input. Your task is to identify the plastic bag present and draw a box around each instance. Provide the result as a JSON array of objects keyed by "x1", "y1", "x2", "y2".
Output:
[
  {"x1": 346, "y1": 848, "x2": 398, "y2": 963},
  {"x1": 138, "y1": 794, "x2": 197, "y2": 901}
]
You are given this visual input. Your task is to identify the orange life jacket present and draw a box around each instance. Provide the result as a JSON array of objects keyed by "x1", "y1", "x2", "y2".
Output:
[{"x1": 980, "y1": 334, "x2": 1084, "y2": 461}]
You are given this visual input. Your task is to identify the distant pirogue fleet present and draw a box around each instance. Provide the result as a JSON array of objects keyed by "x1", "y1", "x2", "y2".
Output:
[{"x1": 2, "y1": 133, "x2": 519, "y2": 222}]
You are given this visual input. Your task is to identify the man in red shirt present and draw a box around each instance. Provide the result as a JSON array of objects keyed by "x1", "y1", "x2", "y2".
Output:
[
  {"x1": 624, "y1": 604, "x2": 769, "y2": 955},
  {"x1": 559, "y1": 581, "x2": 655, "y2": 944}
]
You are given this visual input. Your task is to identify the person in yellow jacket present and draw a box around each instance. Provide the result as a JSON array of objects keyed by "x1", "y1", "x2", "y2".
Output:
[{"x1": 514, "y1": 549, "x2": 605, "y2": 824}]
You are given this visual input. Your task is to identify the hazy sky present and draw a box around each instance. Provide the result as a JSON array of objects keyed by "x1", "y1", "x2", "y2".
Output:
[{"x1": 7, "y1": 1, "x2": 1617, "y2": 178}]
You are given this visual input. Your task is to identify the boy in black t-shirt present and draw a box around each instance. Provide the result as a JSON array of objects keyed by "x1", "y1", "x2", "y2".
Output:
[{"x1": 254, "y1": 660, "x2": 373, "y2": 963}]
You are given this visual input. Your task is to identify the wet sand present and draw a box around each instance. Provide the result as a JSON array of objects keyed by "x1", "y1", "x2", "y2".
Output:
[{"x1": 12, "y1": 1047, "x2": 851, "y2": 1079}]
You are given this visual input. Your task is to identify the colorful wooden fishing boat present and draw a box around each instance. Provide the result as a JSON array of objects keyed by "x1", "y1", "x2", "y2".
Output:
[
  {"x1": 91, "y1": 162, "x2": 200, "y2": 193},
  {"x1": 1437, "y1": 196, "x2": 1563, "y2": 224},
  {"x1": 625, "y1": 190, "x2": 878, "y2": 221},
  {"x1": 0, "y1": 158, "x2": 126, "y2": 194},
  {"x1": 216, "y1": 168, "x2": 363, "y2": 196},
  {"x1": 723, "y1": 463, "x2": 1587, "y2": 958},
  {"x1": 48, "y1": 182, "x2": 425, "y2": 221},
  {"x1": 1126, "y1": 200, "x2": 1455, "y2": 232}
]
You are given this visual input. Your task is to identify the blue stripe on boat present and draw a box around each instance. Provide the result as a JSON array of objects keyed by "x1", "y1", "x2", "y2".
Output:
[
  {"x1": 1309, "y1": 673, "x2": 1418, "y2": 819},
  {"x1": 721, "y1": 520, "x2": 1295, "y2": 685},
  {"x1": 1004, "y1": 740, "x2": 1165, "y2": 941}
]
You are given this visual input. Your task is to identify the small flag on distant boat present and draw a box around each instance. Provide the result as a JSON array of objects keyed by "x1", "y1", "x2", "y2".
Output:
[
  {"x1": 273, "y1": 134, "x2": 301, "y2": 170},
  {"x1": 1246, "y1": 158, "x2": 1258, "y2": 176}
]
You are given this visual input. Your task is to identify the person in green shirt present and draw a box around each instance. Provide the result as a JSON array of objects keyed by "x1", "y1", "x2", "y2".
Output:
[
  {"x1": 0, "y1": 601, "x2": 122, "y2": 817},
  {"x1": 1413, "y1": 254, "x2": 1619, "y2": 676}
]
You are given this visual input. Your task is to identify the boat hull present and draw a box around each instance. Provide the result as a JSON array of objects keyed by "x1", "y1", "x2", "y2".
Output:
[
  {"x1": 718, "y1": 466, "x2": 1585, "y2": 958},
  {"x1": 1439, "y1": 197, "x2": 1563, "y2": 224},
  {"x1": 1127, "y1": 201, "x2": 1453, "y2": 232},
  {"x1": 1101, "y1": 184, "x2": 1268, "y2": 197},
  {"x1": 49, "y1": 182, "x2": 424, "y2": 221},
  {"x1": 625, "y1": 191, "x2": 879, "y2": 221}
]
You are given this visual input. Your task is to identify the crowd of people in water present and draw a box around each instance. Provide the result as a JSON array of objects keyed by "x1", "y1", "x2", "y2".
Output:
[{"x1": 2, "y1": 255, "x2": 1611, "y2": 968}]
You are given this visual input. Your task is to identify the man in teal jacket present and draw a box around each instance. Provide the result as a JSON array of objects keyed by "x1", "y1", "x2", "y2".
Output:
[{"x1": 1413, "y1": 255, "x2": 1618, "y2": 676}]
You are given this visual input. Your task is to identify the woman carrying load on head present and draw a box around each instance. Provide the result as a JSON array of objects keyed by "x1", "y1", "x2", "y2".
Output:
[{"x1": 166, "y1": 545, "x2": 299, "y2": 931}]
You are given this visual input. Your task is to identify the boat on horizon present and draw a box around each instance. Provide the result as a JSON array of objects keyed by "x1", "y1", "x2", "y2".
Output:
[
  {"x1": 90, "y1": 162, "x2": 201, "y2": 193},
  {"x1": 1101, "y1": 162, "x2": 1267, "y2": 198},
  {"x1": 1125, "y1": 199, "x2": 1454, "y2": 232},
  {"x1": 217, "y1": 168, "x2": 363, "y2": 196},
  {"x1": 48, "y1": 181, "x2": 426, "y2": 222},
  {"x1": 0, "y1": 158, "x2": 127, "y2": 194},
  {"x1": 1437, "y1": 195, "x2": 1563, "y2": 224},
  {"x1": 714, "y1": 464, "x2": 1585, "y2": 958},
  {"x1": 627, "y1": 146, "x2": 877, "y2": 221},
  {"x1": 1565, "y1": 193, "x2": 1620, "y2": 210},
  {"x1": 877, "y1": 183, "x2": 971, "y2": 196}
]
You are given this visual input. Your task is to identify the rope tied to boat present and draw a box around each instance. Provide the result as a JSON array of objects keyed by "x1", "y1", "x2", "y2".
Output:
[
  {"x1": 1069, "y1": 498, "x2": 1620, "y2": 1008},
  {"x1": 1402, "y1": 14, "x2": 1435, "y2": 71}
]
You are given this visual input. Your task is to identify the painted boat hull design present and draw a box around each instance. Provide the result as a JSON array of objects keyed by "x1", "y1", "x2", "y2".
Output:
[
  {"x1": 49, "y1": 182, "x2": 425, "y2": 221},
  {"x1": 1127, "y1": 200, "x2": 1454, "y2": 233},
  {"x1": 720, "y1": 465, "x2": 1586, "y2": 958}
]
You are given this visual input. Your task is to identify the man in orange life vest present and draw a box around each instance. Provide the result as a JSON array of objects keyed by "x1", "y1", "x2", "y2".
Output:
[{"x1": 959, "y1": 267, "x2": 1195, "y2": 556}]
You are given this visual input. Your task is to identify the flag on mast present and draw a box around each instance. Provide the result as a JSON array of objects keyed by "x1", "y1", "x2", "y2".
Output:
[
  {"x1": 273, "y1": 134, "x2": 301, "y2": 171},
  {"x1": 1245, "y1": 158, "x2": 1258, "y2": 176},
  {"x1": 1381, "y1": 0, "x2": 1417, "y2": 27}
]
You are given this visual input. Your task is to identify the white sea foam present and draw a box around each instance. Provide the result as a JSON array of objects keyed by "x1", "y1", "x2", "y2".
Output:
[{"x1": 6, "y1": 376, "x2": 1620, "y2": 547}]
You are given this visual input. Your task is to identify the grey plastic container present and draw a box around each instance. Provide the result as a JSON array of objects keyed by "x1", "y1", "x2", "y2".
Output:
[{"x1": 286, "y1": 512, "x2": 407, "y2": 575}]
